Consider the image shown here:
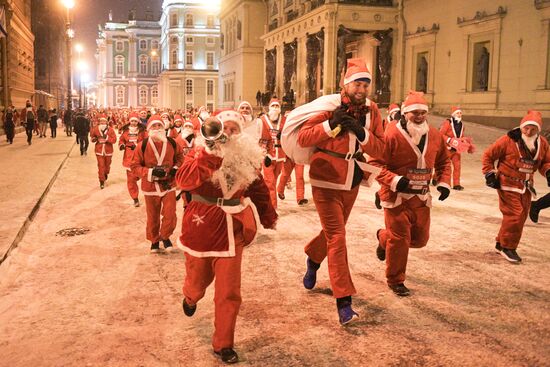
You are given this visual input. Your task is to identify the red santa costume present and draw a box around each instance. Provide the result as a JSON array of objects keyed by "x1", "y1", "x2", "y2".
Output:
[
  {"x1": 168, "y1": 114, "x2": 183, "y2": 140},
  {"x1": 285, "y1": 58, "x2": 385, "y2": 324},
  {"x1": 191, "y1": 106, "x2": 210, "y2": 132},
  {"x1": 371, "y1": 91, "x2": 451, "y2": 296},
  {"x1": 90, "y1": 114, "x2": 117, "y2": 188},
  {"x1": 130, "y1": 115, "x2": 184, "y2": 252},
  {"x1": 119, "y1": 112, "x2": 147, "y2": 206},
  {"x1": 257, "y1": 98, "x2": 286, "y2": 208},
  {"x1": 175, "y1": 110, "x2": 276, "y2": 362},
  {"x1": 439, "y1": 106, "x2": 475, "y2": 190},
  {"x1": 384, "y1": 103, "x2": 400, "y2": 131},
  {"x1": 482, "y1": 110, "x2": 550, "y2": 263},
  {"x1": 276, "y1": 114, "x2": 307, "y2": 205}
]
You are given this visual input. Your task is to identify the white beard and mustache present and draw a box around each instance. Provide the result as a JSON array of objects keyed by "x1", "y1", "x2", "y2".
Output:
[
  {"x1": 149, "y1": 129, "x2": 167, "y2": 142},
  {"x1": 203, "y1": 133, "x2": 264, "y2": 196},
  {"x1": 522, "y1": 134, "x2": 538, "y2": 152},
  {"x1": 181, "y1": 128, "x2": 194, "y2": 139},
  {"x1": 268, "y1": 109, "x2": 280, "y2": 121},
  {"x1": 406, "y1": 120, "x2": 429, "y2": 145}
]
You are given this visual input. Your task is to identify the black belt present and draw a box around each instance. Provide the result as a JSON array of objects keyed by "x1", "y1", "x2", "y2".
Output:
[
  {"x1": 191, "y1": 195, "x2": 241, "y2": 207},
  {"x1": 402, "y1": 187, "x2": 429, "y2": 195},
  {"x1": 316, "y1": 147, "x2": 363, "y2": 161},
  {"x1": 274, "y1": 144, "x2": 282, "y2": 148}
]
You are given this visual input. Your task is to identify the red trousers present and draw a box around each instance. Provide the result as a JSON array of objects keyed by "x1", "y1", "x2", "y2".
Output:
[
  {"x1": 497, "y1": 189, "x2": 531, "y2": 249},
  {"x1": 126, "y1": 169, "x2": 140, "y2": 200},
  {"x1": 144, "y1": 191, "x2": 177, "y2": 243},
  {"x1": 378, "y1": 196, "x2": 430, "y2": 285},
  {"x1": 263, "y1": 160, "x2": 284, "y2": 209},
  {"x1": 183, "y1": 235, "x2": 245, "y2": 351},
  {"x1": 96, "y1": 155, "x2": 112, "y2": 182},
  {"x1": 277, "y1": 160, "x2": 305, "y2": 202},
  {"x1": 305, "y1": 185, "x2": 359, "y2": 298},
  {"x1": 450, "y1": 152, "x2": 461, "y2": 186}
]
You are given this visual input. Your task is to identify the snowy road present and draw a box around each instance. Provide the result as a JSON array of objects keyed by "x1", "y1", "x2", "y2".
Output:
[{"x1": 0, "y1": 116, "x2": 549, "y2": 366}]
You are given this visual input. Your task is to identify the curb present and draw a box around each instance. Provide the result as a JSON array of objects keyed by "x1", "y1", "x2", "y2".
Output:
[{"x1": 0, "y1": 141, "x2": 76, "y2": 267}]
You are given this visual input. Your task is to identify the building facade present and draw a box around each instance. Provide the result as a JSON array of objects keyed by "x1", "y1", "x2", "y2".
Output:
[
  {"x1": 32, "y1": 0, "x2": 66, "y2": 110},
  {"x1": 219, "y1": 0, "x2": 266, "y2": 109},
  {"x1": 96, "y1": 12, "x2": 162, "y2": 108},
  {"x1": 0, "y1": 0, "x2": 35, "y2": 110},
  {"x1": 158, "y1": 0, "x2": 220, "y2": 111},
  {"x1": 223, "y1": 0, "x2": 550, "y2": 126}
]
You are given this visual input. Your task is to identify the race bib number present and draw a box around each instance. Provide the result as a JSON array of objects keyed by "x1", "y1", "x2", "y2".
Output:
[
  {"x1": 270, "y1": 128, "x2": 280, "y2": 142},
  {"x1": 406, "y1": 168, "x2": 432, "y2": 193},
  {"x1": 518, "y1": 158, "x2": 536, "y2": 174}
]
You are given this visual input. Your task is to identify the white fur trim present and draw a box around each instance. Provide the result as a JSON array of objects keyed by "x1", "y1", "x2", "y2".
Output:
[
  {"x1": 142, "y1": 188, "x2": 176, "y2": 196},
  {"x1": 344, "y1": 72, "x2": 372, "y2": 85},
  {"x1": 358, "y1": 127, "x2": 370, "y2": 145},
  {"x1": 388, "y1": 107, "x2": 400, "y2": 114},
  {"x1": 147, "y1": 169, "x2": 153, "y2": 182},
  {"x1": 390, "y1": 175, "x2": 402, "y2": 192},
  {"x1": 519, "y1": 121, "x2": 541, "y2": 130},
  {"x1": 451, "y1": 110, "x2": 462, "y2": 117},
  {"x1": 437, "y1": 182, "x2": 451, "y2": 191},
  {"x1": 402, "y1": 103, "x2": 429, "y2": 113},
  {"x1": 322, "y1": 120, "x2": 332, "y2": 137}
]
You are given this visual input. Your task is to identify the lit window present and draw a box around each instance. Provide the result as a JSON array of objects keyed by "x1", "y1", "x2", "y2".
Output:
[
  {"x1": 151, "y1": 87, "x2": 159, "y2": 106},
  {"x1": 139, "y1": 86, "x2": 148, "y2": 106}
]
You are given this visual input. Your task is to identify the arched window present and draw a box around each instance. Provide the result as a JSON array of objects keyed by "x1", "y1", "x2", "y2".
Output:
[
  {"x1": 171, "y1": 49, "x2": 178, "y2": 67},
  {"x1": 139, "y1": 55, "x2": 148, "y2": 75},
  {"x1": 185, "y1": 13, "x2": 193, "y2": 26},
  {"x1": 115, "y1": 55, "x2": 125, "y2": 76},
  {"x1": 151, "y1": 86, "x2": 159, "y2": 106},
  {"x1": 139, "y1": 86, "x2": 148, "y2": 106},
  {"x1": 151, "y1": 58, "x2": 159, "y2": 75}
]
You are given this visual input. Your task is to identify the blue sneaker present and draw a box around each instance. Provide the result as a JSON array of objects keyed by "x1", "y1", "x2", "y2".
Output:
[
  {"x1": 303, "y1": 257, "x2": 320, "y2": 290},
  {"x1": 338, "y1": 303, "x2": 359, "y2": 325}
]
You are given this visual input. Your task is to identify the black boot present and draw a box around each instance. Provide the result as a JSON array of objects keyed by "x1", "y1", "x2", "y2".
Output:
[{"x1": 214, "y1": 348, "x2": 239, "y2": 364}]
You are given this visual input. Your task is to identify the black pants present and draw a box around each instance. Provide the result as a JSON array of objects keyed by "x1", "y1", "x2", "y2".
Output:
[
  {"x1": 25, "y1": 126, "x2": 34, "y2": 144},
  {"x1": 533, "y1": 192, "x2": 550, "y2": 212},
  {"x1": 66, "y1": 124, "x2": 73, "y2": 136},
  {"x1": 77, "y1": 134, "x2": 89, "y2": 154},
  {"x1": 50, "y1": 125, "x2": 57, "y2": 137},
  {"x1": 5, "y1": 123, "x2": 14, "y2": 143}
]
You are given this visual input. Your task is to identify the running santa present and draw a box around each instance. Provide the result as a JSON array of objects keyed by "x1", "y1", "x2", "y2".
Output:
[
  {"x1": 119, "y1": 111, "x2": 147, "y2": 207},
  {"x1": 90, "y1": 114, "x2": 117, "y2": 189}
]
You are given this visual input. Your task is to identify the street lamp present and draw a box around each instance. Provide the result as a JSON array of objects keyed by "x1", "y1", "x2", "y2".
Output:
[{"x1": 62, "y1": 0, "x2": 75, "y2": 116}]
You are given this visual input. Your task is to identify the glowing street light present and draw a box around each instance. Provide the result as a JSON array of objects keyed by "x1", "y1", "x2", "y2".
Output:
[{"x1": 61, "y1": 0, "x2": 75, "y2": 9}]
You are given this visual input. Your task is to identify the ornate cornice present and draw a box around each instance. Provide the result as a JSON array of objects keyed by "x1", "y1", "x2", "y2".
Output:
[
  {"x1": 405, "y1": 23, "x2": 439, "y2": 38},
  {"x1": 457, "y1": 6, "x2": 507, "y2": 26}
]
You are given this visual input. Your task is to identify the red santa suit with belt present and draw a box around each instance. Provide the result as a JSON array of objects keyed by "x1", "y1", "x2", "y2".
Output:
[
  {"x1": 176, "y1": 110, "x2": 277, "y2": 352},
  {"x1": 119, "y1": 113, "x2": 147, "y2": 200},
  {"x1": 276, "y1": 113, "x2": 306, "y2": 203},
  {"x1": 371, "y1": 92, "x2": 451, "y2": 286},
  {"x1": 90, "y1": 115, "x2": 117, "y2": 184},
  {"x1": 482, "y1": 110, "x2": 550, "y2": 250},
  {"x1": 289, "y1": 60, "x2": 385, "y2": 299},
  {"x1": 439, "y1": 107, "x2": 475, "y2": 187},
  {"x1": 130, "y1": 115, "x2": 184, "y2": 244},
  {"x1": 258, "y1": 98, "x2": 286, "y2": 209}
]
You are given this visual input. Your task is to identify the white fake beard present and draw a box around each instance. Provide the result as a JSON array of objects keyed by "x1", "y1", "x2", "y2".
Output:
[
  {"x1": 163, "y1": 119, "x2": 171, "y2": 129},
  {"x1": 242, "y1": 114, "x2": 253, "y2": 123},
  {"x1": 522, "y1": 133, "x2": 538, "y2": 152},
  {"x1": 149, "y1": 129, "x2": 167, "y2": 142},
  {"x1": 181, "y1": 128, "x2": 194, "y2": 139},
  {"x1": 208, "y1": 133, "x2": 264, "y2": 196},
  {"x1": 129, "y1": 126, "x2": 138, "y2": 134},
  {"x1": 453, "y1": 116, "x2": 462, "y2": 123},
  {"x1": 268, "y1": 109, "x2": 280, "y2": 121},
  {"x1": 406, "y1": 120, "x2": 429, "y2": 145},
  {"x1": 98, "y1": 124, "x2": 107, "y2": 131}
]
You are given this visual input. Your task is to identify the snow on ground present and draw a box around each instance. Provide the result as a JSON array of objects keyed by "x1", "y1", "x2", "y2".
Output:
[{"x1": 0, "y1": 116, "x2": 549, "y2": 366}]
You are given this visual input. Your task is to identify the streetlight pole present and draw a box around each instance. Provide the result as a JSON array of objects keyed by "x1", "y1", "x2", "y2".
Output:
[
  {"x1": 62, "y1": 0, "x2": 75, "y2": 115},
  {"x1": 75, "y1": 44, "x2": 83, "y2": 109}
]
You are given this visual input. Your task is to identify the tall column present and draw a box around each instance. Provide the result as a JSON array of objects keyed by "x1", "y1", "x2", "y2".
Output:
[
  {"x1": 128, "y1": 35, "x2": 137, "y2": 78},
  {"x1": 106, "y1": 40, "x2": 114, "y2": 77},
  {"x1": 323, "y1": 17, "x2": 337, "y2": 95}
]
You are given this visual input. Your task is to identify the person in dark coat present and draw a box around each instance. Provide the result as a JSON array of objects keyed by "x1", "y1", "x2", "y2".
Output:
[
  {"x1": 64, "y1": 109, "x2": 74, "y2": 136},
  {"x1": 74, "y1": 110, "x2": 90, "y2": 155},
  {"x1": 49, "y1": 109, "x2": 58, "y2": 138},
  {"x1": 3, "y1": 106, "x2": 15, "y2": 144}
]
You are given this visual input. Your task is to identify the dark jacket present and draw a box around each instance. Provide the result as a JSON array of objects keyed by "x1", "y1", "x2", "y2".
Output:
[
  {"x1": 73, "y1": 114, "x2": 90, "y2": 136},
  {"x1": 37, "y1": 107, "x2": 48, "y2": 122}
]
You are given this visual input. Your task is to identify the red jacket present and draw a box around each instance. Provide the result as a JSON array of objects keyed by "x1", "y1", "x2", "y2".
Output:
[
  {"x1": 90, "y1": 126, "x2": 117, "y2": 156},
  {"x1": 176, "y1": 146, "x2": 277, "y2": 257},
  {"x1": 297, "y1": 99, "x2": 385, "y2": 190},
  {"x1": 130, "y1": 138, "x2": 184, "y2": 196},
  {"x1": 440, "y1": 118, "x2": 465, "y2": 151},
  {"x1": 119, "y1": 126, "x2": 147, "y2": 168},
  {"x1": 370, "y1": 122, "x2": 451, "y2": 208},
  {"x1": 258, "y1": 114, "x2": 286, "y2": 162},
  {"x1": 482, "y1": 129, "x2": 550, "y2": 194}
]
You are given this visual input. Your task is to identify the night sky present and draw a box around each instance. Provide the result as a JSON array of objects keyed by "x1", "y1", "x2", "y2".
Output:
[{"x1": 72, "y1": 0, "x2": 163, "y2": 79}]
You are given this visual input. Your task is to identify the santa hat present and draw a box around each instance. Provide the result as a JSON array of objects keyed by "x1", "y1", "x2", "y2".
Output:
[
  {"x1": 214, "y1": 108, "x2": 244, "y2": 132},
  {"x1": 173, "y1": 114, "x2": 183, "y2": 123},
  {"x1": 344, "y1": 58, "x2": 372, "y2": 85},
  {"x1": 183, "y1": 120, "x2": 194, "y2": 129},
  {"x1": 160, "y1": 112, "x2": 170, "y2": 119},
  {"x1": 451, "y1": 106, "x2": 462, "y2": 117},
  {"x1": 388, "y1": 103, "x2": 400, "y2": 114},
  {"x1": 269, "y1": 98, "x2": 280, "y2": 108},
  {"x1": 128, "y1": 112, "x2": 140, "y2": 122},
  {"x1": 520, "y1": 110, "x2": 543, "y2": 131},
  {"x1": 401, "y1": 91, "x2": 429, "y2": 113},
  {"x1": 98, "y1": 114, "x2": 108, "y2": 122},
  {"x1": 198, "y1": 106, "x2": 207, "y2": 113},
  {"x1": 238, "y1": 101, "x2": 252, "y2": 111},
  {"x1": 146, "y1": 114, "x2": 164, "y2": 130}
]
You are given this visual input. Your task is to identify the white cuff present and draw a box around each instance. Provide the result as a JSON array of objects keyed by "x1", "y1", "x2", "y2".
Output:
[
  {"x1": 322, "y1": 120, "x2": 332, "y2": 137},
  {"x1": 437, "y1": 182, "x2": 451, "y2": 190},
  {"x1": 147, "y1": 168, "x2": 153, "y2": 182},
  {"x1": 390, "y1": 175, "x2": 403, "y2": 192},
  {"x1": 173, "y1": 165, "x2": 179, "y2": 170},
  {"x1": 358, "y1": 128, "x2": 370, "y2": 145},
  {"x1": 446, "y1": 137, "x2": 451, "y2": 144}
]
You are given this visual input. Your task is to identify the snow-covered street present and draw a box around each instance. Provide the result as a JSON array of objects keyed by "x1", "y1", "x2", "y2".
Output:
[{"x1": 0, "y1": 116, "x2": 549, "y2": 366}]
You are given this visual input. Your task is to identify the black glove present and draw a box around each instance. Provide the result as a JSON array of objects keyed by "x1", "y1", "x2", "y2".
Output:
[
  {"x1": 485, "y1": 172, "x2": 500, "y2": 189},
  {"x1": 129, "y1": 144, "x2": 136, "y2": 150},
  {"x1": 437, "y1": 186, "x2": 450, "y2": 201},
  {"x1": 205, "y1": 139, "x2": 216, "y2": 149},
  {"x1": 169, "y1": 167, "x2": 178, "y2": 177},
  {"x1": 396, "y1": 177, "x2": 410, "y2": 192},
  {"x1": 264, "y1": 156, "x2": 272, "y2": 167},
  {"x1": 276, "y1": 131, "x2": 282, "y2": 140},
  {"x1": 341, "y1": 118, "x2": 365, "y2": 141},
  {"x1": 152, "y1": 167, "x2": 166, "y2": 178},
  {"x1": 119, "y1": 144, "x2": 125, "y2": 151},
  {"x1": 329, "y1": 107, "x2": 350, "y2": 130}
]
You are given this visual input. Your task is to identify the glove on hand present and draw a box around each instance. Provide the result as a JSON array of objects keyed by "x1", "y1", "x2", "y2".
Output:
[
  {"x1": 437, "y1": 186, "x2": 450, "y2": 201},
  {"x1": 264, "y1": 156, "x2": 272, "y2": 167},
  {"x1": 152, "y1": 167, "x2": 166, "y2": 178},
  {"x1": 485, "y1": 172, "x2": 500, "y2": 189},
  {"x1": 395, "y1": 177, "x2": 410, "y2": 192},
  {"x1": 119, "y1": 144, "x2": 125, "y2": 151},
  {"x1": 169, "y1": 167, "x2": 178, "y2": 177},
  {"x1": 129, "y1": 144, "x2": 136, "y2": 150},
  {"x1": 340, "y1": 118, "x2": 365, "y2": 141},
  {"x1": 329, "y1": 108, "x2": 351, "y2": 130}
]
